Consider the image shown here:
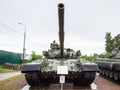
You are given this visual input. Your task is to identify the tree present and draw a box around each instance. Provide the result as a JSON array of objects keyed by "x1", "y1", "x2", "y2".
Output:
[
  {"x1": 98, "y1": 53, "x2": 107, "y2": 58},
  {"x1": 105, "y1": 32, "x2": 112, "y2": 53},
  {"x1": 112, "y1": 34, "x2": 120, "y2": 49},
  {"x1": 31, "y1": 51, "x2": 42, "y2": 60},
  {"x1": 80, "y1": 55, "x2": 94, "y2": 61}
]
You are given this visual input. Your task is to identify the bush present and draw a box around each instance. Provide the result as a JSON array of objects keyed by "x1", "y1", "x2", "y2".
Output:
[
  {"x1": 80, "y1": 55, "x2": 94, "y2": 61},
  {"x1": 22, "y1": 60, "x2": 32, "y2": 63},
  {"x1": 31, "y1": 51, "x2": 42, "y2": 60}
]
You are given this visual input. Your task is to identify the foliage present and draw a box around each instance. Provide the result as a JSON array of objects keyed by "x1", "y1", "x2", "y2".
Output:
[
  {"x1": 98, "y1": 53, "x2": 107, "y2": 58},
  {"x1": 105, "y1": 32, "x2": 120, "y2": 53},
  {"x1": 80, "y1": 55, "x2": 94, "y2": 61},
  {"x1": 31, "y1": 51, "x2": 43, "y2": 60},
  {"x1": 105, "y1": 32, "x2": 113, "y2": 52},
  {"x1": 112, "y1": 34, "x2": 120, "y2": 49},
  {"x1": 22, "y1": 60, "x2": 32, "y2": 63},
  {"x1": 80, "y1": 53, "x2": 107, "y2": 61}
]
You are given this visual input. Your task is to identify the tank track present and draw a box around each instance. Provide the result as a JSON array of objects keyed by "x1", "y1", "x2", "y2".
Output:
[
  {"x1": 25, "y1": 72, "x2": 95, "y2": 86},
  {"x1": 74, "y1": 71, "x2": 96, "y2": 86},
  {"x1": 25, "y1": 73, "x2": 41, "y2": 87},
  {"x1": 97, "y1": 62, "x2": 120, "y2": 80},
  {"x1": 99, "y1": 67, "x2": 120, "y2": 80}
]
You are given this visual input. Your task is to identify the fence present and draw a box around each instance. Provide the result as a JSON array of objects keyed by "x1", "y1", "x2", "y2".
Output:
[{"x1": 0, "y1": 50, "x2": 22, "y2": 65}]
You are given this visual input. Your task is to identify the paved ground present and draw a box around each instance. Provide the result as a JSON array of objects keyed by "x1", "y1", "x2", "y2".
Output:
[
  {"x1": 21, "y1": 74, "x2": 120, "y2": 90},
  {"x1": 21, "y1": 83, "x2": 95, "y2": 90},
  {"x1": 0, "y1": 71, "x2": 21, "y2": 81},
  {"x1": 94, "y1": 75, "x2": 120, "y2": 90}
]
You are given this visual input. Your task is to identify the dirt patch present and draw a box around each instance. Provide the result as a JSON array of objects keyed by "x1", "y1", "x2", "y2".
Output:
[{"x1": 0, "y1": 74, "x2": 27, "y2": 90}]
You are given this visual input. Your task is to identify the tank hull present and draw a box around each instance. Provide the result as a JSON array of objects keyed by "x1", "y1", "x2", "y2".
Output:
[{"x1": 21, "y1": 59, "x2": 99, "y2": 86}]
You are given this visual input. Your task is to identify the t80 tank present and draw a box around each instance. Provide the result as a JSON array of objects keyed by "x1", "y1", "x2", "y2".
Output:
[
  {"x1": 21, "y1": 3, "x2": 99, "y2": 86},
  {"x1": 95, "y1": 33, "x2": 120, "y2": 80}
]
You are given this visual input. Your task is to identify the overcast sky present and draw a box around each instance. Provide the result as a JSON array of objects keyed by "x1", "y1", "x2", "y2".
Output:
[{"x1": 0, "y1": 0, "x2": 120, "y2": 55}]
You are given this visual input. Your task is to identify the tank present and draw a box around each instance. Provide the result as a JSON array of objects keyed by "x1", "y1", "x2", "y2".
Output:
[
  {"x1": 95, "y1": 32, "x2": 120, "y2": 80},
  {"x1": 21, "y1": 3, "x2": 99, "y2": 86}
]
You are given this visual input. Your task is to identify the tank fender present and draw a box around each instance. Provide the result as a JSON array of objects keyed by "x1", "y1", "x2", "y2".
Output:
[
  {"x1": 81, "y1": 64, "x2": 99, "y2": 72},
  {"x1": 21, "y1": 64, "x2": 41, "y2": 73}
]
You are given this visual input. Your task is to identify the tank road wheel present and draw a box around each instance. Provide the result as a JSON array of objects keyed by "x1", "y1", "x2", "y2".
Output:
[
  {"x1": 101, "y1": 68, "x2": 104, "y2": 75},
  {"x1": 105, "y1": 70, "x2": 109, "y2": 77},
  {"x1": 109, "y1": 71, "x2": 113, "y2": 78},
  {"x1": 99, "y1": 68, "x2": 102, "y2": 75},
  {"x1": 113, "y1": 71, "x2": 119, "y2": 80},
  {"x1": 102, "y1": 69, "x2": 105, "y2": 76},
  {"x1": 25, "y1": 73, "x2": 41, "y2": 87}
]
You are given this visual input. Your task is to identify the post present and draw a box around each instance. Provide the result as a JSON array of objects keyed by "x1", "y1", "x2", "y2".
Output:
[
  {"x1": 18, "y1": 23, "x2": 26, "y2": 61},
  {"x1": 60, "y1": 75, "x2": 65, "y2": 90},
  {"x1": 61, "y1": 83, "x2": 63, "y2": 90}
]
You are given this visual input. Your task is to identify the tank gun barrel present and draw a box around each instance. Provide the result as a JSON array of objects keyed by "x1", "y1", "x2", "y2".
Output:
[{"x1": 58, "y1": 3, "x2": 64, "y2": 59}]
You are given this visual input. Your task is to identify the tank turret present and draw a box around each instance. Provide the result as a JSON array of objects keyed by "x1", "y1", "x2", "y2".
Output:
[{"x1": 43, "y1": 40, "x2": 81, "y2": 59}]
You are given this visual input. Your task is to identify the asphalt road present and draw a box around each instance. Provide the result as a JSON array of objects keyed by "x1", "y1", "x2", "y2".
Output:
[{"x1": 0, "y1": 71, "x2": 21, "y2": 81}]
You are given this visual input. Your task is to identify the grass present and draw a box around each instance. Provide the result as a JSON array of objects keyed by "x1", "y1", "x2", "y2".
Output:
[
  {"x1": 0, "y1": 74, "x2": 27, "y2": 90},
  {"x1": 0, "y1": 66, "x2": 17, "y2": 73}
]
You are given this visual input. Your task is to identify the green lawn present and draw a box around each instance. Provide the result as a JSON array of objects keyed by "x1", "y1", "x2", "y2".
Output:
[{"x1": 0, "y1": 66, "x2": 17, "y2": 73}]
